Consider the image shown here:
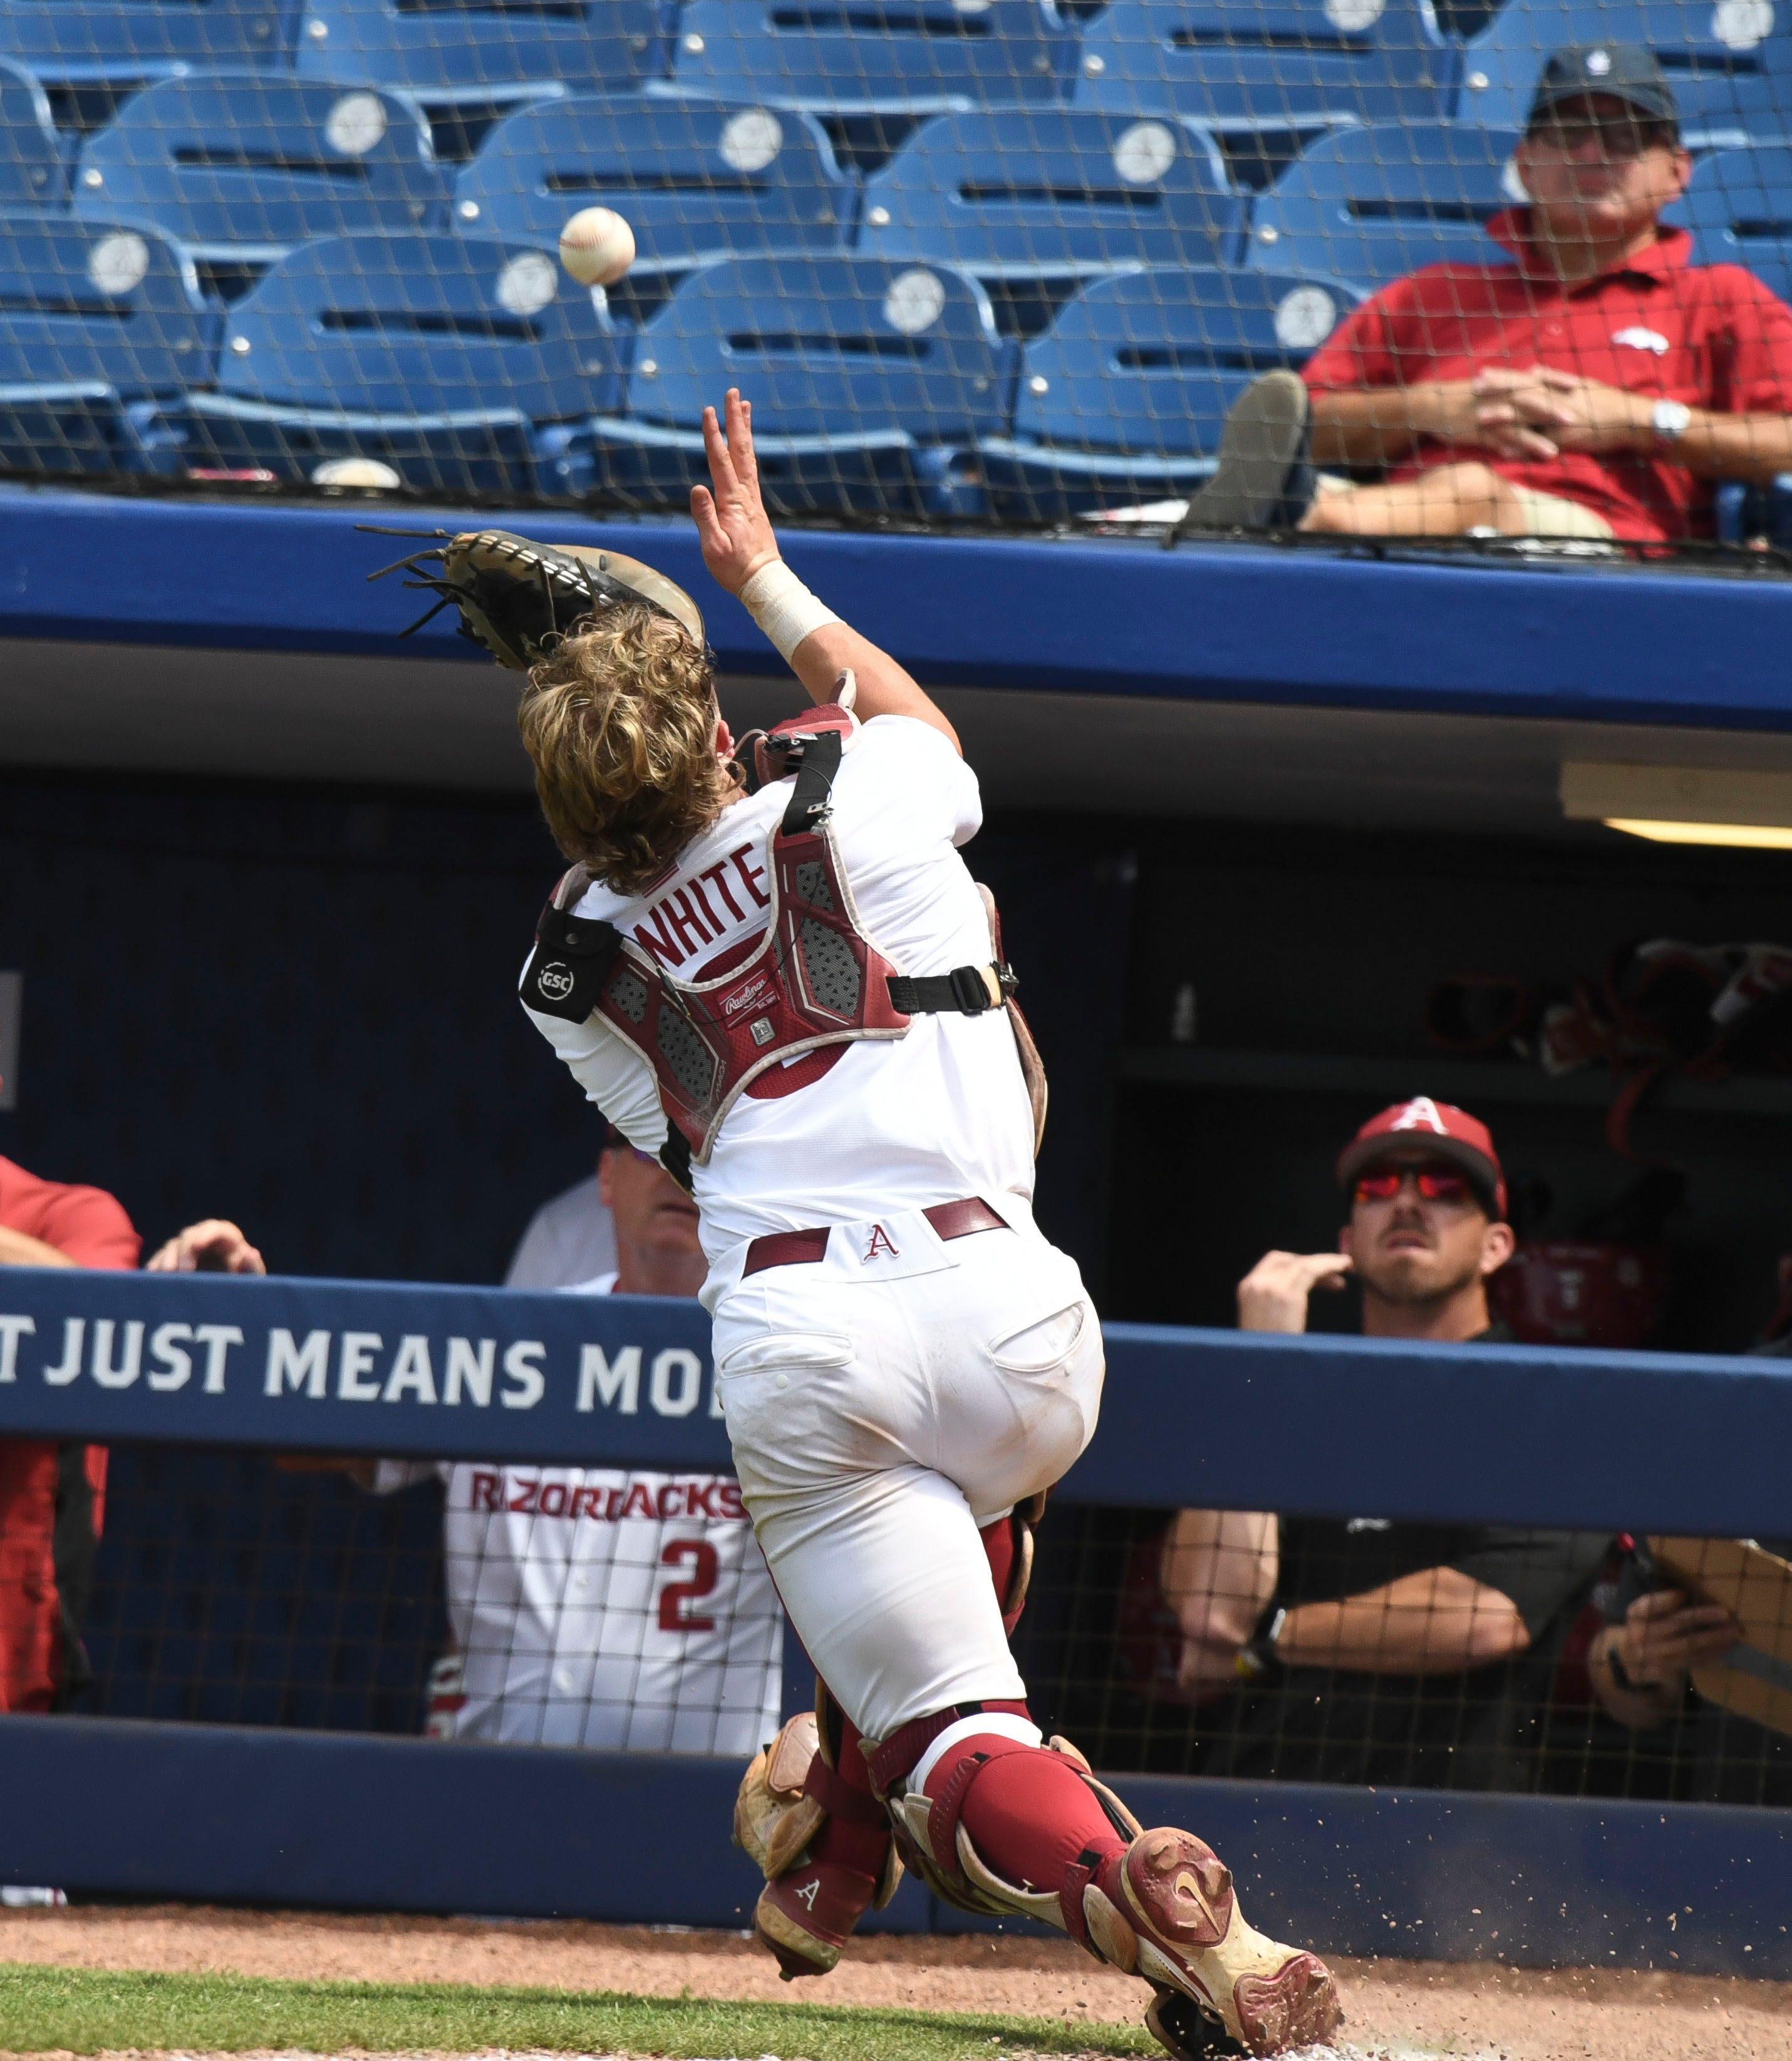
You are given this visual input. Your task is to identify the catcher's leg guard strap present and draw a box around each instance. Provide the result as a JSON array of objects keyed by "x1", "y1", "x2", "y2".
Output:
[
  {"x1": 866, "y1": 1698, "x2": 1032, "y2": 1796},
  {"x1": 804, "y1": 1754, "x2": 890, "y2": 1829}
]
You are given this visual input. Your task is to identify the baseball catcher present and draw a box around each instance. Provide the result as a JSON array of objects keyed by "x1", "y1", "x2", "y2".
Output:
[{"x1": 370, "y1": 392, "x2": 1342, "y2": 2057}]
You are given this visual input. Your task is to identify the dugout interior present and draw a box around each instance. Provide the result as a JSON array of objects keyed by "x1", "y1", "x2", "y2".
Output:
[{"x1": 2, "y1": 504, "x2": 1791, "y2": 1913}]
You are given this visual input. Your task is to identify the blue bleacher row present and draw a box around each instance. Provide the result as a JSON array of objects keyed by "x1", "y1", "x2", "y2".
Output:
[
  {"x1": 2, "y1": 67, "x2": 1790, "y2": 516},
  {"x1": 4, "y1": 0, "x2": 1792, "y2": 147}
]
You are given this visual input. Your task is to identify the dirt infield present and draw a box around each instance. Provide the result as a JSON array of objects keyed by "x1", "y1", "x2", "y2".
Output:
[{"x1": 3, "y1": 1908, "x2": 1791, "y2": 2061}]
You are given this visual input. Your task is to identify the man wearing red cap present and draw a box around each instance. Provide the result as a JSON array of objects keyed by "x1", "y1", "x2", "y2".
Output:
[
  {"x1": 1235, "y1": 1095, "x2": 1513, "y2": 1341},
  {"x1": 1158, "y1": 1098, "x2": 1607, "y2": 1790}
]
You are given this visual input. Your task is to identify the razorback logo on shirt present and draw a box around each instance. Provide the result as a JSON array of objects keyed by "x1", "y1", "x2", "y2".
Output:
[{"x1": 470, "y1": 1472, "x2": 747, "y2": 1522}]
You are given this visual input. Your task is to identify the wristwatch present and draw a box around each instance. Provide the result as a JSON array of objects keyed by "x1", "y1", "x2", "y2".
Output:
[
  {"x1": 1652, "y1": 399, "x2": 1693, "y2": 446},
  {"x1": 1235, "y1": 1606, "x2": 1288, "y2": 1683}
]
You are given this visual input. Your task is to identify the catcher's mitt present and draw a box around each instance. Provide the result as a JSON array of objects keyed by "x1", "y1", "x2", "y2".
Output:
[{"x1": 363, "y1": 526, "x2": 705, "y2": 670}]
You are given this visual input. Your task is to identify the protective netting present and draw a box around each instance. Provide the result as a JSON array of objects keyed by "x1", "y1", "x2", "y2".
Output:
[
  {"x1": 1017, "y1": 1509, "x2": 1792, "y2": 1804},
  {"x1": 66, "y1": 1439, "x2": 1792, "y2": 1805},
  {"x1": 3, "y1": 0, "x2": 1791, "y2": 542},
  {"x1": 81, "y1": 1441, "x2": 785, "y2": 1753}
]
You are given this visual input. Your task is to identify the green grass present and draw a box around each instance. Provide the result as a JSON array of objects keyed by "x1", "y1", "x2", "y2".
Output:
[{"x1": 0, "y1": 1965, "x2": 1156, "y2": 2060}]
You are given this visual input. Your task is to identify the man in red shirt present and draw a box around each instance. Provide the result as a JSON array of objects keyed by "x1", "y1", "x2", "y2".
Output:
[
  {"x1": 1179, "y1": 45, "x2": 1792, "y2": 544},
  {"x1": 0, "y1": 1155, "x2": 140, "y2": 1715}
]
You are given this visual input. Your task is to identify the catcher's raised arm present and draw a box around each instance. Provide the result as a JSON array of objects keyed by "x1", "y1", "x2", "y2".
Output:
[
  {"x1": 365, "y1": 388, "x2": 957, "y2": 753},
  {"x1": 688, "y1": 389, "x2": 959, "y2": 753}
]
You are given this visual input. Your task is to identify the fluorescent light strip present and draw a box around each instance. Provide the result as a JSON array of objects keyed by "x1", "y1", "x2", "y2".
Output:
[{"x1": 1603, "y1": 819, "x2": 1792, "y2": 850}]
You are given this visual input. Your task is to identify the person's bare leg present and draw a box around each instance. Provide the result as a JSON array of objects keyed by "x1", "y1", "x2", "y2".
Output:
[{"x1": 1301, "y1": 463, "x2": 1525, "y2": 537}]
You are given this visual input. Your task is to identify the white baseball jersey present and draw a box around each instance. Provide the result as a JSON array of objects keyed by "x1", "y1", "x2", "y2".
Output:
[
  {"x1": 378, "y1": 1274, "x2": 782, "y2": 1754},
  {"x1": 504, "y1": 1173, "x2": 618, "y2": 1289},
  {"x1": 524, "y1": 715, "x2": 1037, "y2": 1263}
]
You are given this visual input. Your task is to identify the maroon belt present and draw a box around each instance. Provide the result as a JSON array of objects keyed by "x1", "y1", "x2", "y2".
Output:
[{"x1": 743, "y1": 1196, "x2": 1007, "y2": 1277}]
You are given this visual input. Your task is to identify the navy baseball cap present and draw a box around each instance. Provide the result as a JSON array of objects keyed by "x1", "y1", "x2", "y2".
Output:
[{"x1": 1526, "y1": 44, "x2": 1680, "y2": 129}]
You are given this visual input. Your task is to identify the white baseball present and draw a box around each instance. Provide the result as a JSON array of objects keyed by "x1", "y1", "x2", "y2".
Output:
[{"x1": 558, "y1": 207, "x2": 636, "y2": 287}]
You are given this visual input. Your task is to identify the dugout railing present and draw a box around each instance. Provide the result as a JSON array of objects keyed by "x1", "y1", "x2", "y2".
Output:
[{"x1": 1, "y1": 1263, "x2": 1789, "y2": 1980}]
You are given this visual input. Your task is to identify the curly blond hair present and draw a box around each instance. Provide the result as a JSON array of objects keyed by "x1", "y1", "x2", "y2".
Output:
[{"x1": 517, "y1": 604, "x2": 733, "y2": 896}]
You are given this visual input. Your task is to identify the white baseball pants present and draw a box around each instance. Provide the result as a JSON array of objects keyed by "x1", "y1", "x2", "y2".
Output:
[{"x1": 707, "y1": 1199, "x2": 1104, "y2": 1744}]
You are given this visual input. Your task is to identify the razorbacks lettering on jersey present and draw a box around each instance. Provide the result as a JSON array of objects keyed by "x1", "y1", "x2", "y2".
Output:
[
  {"x1": 523, "y1": 716, "x2": 1037, "y2": 1264},
  {"x1": 377, "y1": 1273, "x2": 780, "y2": 1750},
  {"x1": 380, "y1": 1452, "x2": 782, "y2": 1752}
]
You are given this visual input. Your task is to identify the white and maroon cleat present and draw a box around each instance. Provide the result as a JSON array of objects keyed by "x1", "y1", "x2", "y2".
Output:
[{"x1": 1082, "y1": 1829, "x2": 1343, "y2": 2056}]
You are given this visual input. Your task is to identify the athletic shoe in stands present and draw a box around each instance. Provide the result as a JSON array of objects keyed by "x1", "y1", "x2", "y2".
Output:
[
  {"x1": 978, "y1": 270, "x2": 1350, "y2": 523},
  {"x1": 1168, "y1": 371, "x2": 1313, "y2": 533}
]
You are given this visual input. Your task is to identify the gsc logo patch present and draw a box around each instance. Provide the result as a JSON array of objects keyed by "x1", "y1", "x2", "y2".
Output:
[{"x1": 536, "y1": 961, "x2": 576, "y2": 1002}]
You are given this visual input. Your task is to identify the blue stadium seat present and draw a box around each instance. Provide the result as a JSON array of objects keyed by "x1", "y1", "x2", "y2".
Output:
[
  {"x1": 453, "y1": 95, "x2": 854, "y2": 280},
  {"x1": 1456, "y1": 0, "x2": 1792, "y2": 146},
  {"x1": 663, "y1": 0, "x2": 1077, "y2": 116},
  {"x1": 1679, "y1": 143, "x2": 1792, "y2": 301},
  {"x1": 0, "y1": 56, "x2": 67, "y2": 204},
  {"x1": 0, "y1": 0, "x2": 291, "y2": 99},
  {"x1": 977, "y1": 264, "x2": 1360, "y2": 517},
  {"x1": 1243, "y1": 121, "x2": 1523, "y2": 287},
  {"x1": 295, "y1": 0, "x2": 665, "y2": 113},
  {"x1": 151, "y1": 229, "x2": 623, "y2": 492},
  {"x1": 856, "y1": 107, "x2": 1242, "y2": 281},
  {"x1": 1071, "y1": 0, "x2": 1456, "y2": 135},
  {"x1": 550, "y1": 252, "x2": 1008, "y2": 512},
  {"x1": 75, "y1": 76, "x2": 448, "y2": 294},
  {"x1": 0, "y1": 209, "x2": 217, "y2": 474}
]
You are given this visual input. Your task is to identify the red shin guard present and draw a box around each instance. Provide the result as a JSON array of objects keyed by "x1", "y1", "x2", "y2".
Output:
[{"x1": 948, "y1": 1736, "x2": 1127, "y2": 1895}]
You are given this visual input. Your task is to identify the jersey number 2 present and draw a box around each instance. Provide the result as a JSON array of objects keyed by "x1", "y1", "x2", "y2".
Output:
[{"x1": 658, "y1": 1540, "x2": 719, "y2": 1633}]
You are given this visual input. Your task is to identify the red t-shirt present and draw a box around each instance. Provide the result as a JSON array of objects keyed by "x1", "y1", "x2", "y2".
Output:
[
  {"x1": 0, "y1": 1154, "x2": 139, "y2": 1269},
  {"x1": 0, "y1": 1156, "x2": 137, "y2": 1707},
  {"x1": 1300, "y1": 210, "x2": 1792, "y2": 542}
]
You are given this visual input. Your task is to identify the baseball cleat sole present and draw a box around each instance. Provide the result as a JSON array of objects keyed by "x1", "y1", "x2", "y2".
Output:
[
  {"x1": 1093, "y1": 1829, "x2": 1343, "y2": 2055},
  {"x1": 1145, "y1": 1984, "x2": 1248, "y2": 2060}
]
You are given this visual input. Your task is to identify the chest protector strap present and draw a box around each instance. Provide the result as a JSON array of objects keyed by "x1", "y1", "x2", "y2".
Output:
[{"x1": 522, "y1": 691, "x2": 1044, "y2": 1184}]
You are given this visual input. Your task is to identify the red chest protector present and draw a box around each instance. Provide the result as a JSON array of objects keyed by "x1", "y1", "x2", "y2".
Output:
[{"x1": 521, "y1": 694, "x2": 1042, "y2": 1189}]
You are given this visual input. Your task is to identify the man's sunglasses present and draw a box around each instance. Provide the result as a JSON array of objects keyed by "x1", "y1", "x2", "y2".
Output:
[
  {"x1": 1527, "y1": 118, "x2": 1677, "y2": 157},
  {"x1": 1351, "y1": 1164, "x2": 1475, "y2": 1206}
]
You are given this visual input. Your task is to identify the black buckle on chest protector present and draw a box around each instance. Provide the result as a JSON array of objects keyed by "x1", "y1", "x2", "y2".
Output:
[
  {"x1": 887, "y1": 961, "x2": 1016, "y2": 1016},
  {"x1": 521, "y1": 902, "x2": 622, "y2": 1023}
]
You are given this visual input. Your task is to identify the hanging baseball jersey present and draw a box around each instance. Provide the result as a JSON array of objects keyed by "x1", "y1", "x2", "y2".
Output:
[{"x1": 376, "y1": 1278, "x2": 781, "y2": 1752}]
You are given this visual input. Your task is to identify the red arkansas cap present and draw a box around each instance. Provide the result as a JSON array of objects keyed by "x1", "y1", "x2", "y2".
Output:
[{"x1": 1336, "y1": 1097, "x2": 1507, "y2": 1219}]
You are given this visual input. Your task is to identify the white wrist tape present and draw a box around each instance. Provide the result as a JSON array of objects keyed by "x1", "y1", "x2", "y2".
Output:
[{"x1": 739, "y1": 561, "x2": 840, "y2": 663}]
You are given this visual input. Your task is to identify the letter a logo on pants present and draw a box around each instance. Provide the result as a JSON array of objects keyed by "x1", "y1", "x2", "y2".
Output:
[{"x1": 863, "y1": 1224, "x2": 900, "y2": 1263}]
